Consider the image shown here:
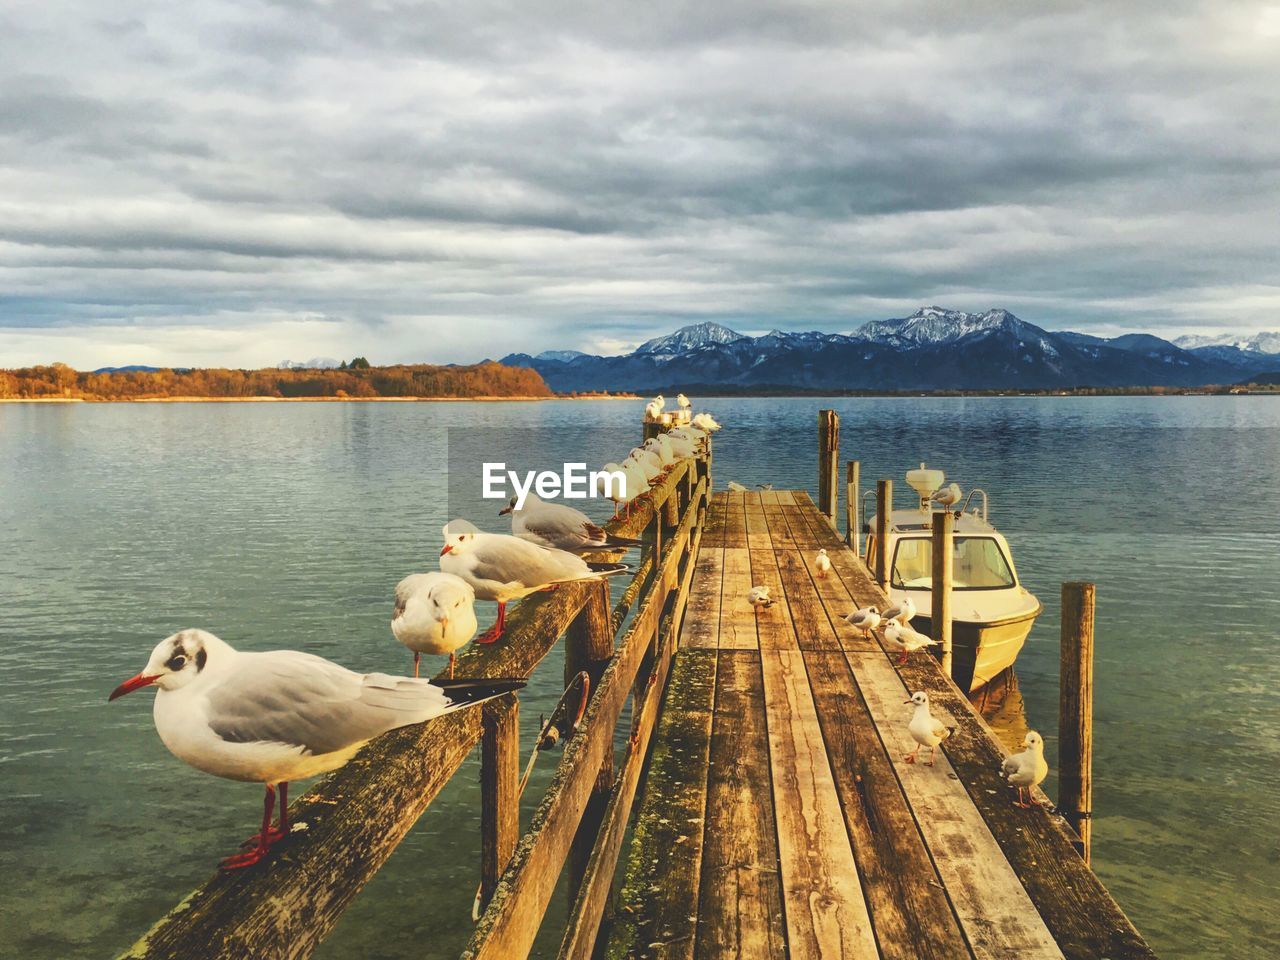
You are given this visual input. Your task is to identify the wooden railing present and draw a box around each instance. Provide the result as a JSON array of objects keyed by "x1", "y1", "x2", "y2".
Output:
[{"x1": 124, "y1": 442, "x2": 712, "y2": 960}]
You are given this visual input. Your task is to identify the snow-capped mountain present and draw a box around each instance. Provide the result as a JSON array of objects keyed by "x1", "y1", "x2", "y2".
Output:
[
  {"x1": 534, "y1": 349, "x2": 587, "y2": 363},
  {"x1": 1173, "y1": 332, "x2": 1280, "y2": 354},
  {"x1": 499, "y1": 310, "x2": 1279, "y2": 392},
  {"x1": 633, "y1": 321, "x2": 747, "y2": 358}
]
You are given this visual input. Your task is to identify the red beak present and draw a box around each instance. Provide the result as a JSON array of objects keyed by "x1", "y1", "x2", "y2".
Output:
[
  {"x1": 440, "y1": 544, "x2": 453, "y2": 556},
  {"x1": 109, "y1": 672, "x2": 159, "y2": 701}
]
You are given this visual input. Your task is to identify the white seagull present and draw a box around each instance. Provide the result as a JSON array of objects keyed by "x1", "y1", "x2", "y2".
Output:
[
  {"x1": 642, "y1": 435, "x2": 676, "y2": 468},
  {"x1": 692, "y1": 412, "x2": 721, "y2": 432},
  {"x1": 439, "y1": 520, "x2": 628, "y2": 643},
  {"x1": 815, "y1": 548, "x2": 832, "y2": 578},
  {"x1": 499, "y1": 492, "x2": 644, "y2": 554},
  {"x1": 843, "y1": 605, "x2": 881, "y2": 637},
  {"x1": 747, "y1": 585, "x2": 775, "y2": 612},
  {"x1": 902, "y1": 691, "x2": 955, "y2": 766},
  {"x1": 392, "y1": 572, "x2": 478, "y2": 678},
  {"x1": 931, "y1": 482, "x2": 963, "y2": 509},
  {"x1": 627, "y1": 447, "x2": 663, "y2": 483},
  {"x1": 644, "y1": 395, "x2": 665, "y2": 420},
  {"x1": 727, "y1": 481, "x2": 749, "y2": 493},
  {"x1": 677, "y1": 393, "x2": 691, "y2": 412},
  {"x1": 1001, "y1": 731, "x2": 1051, "y2": 808},
  {"x1": 882, "y1": 596, "x2": 917, "y2": 626},
  {"x1": 109, "y1": 629, "x2": 525, "y2": 869},
  {"x1": 882, "y1": 620, "x2": 938, "y2": 665}
]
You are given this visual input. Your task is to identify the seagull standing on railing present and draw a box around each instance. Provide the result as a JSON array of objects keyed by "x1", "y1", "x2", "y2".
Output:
[
  {"x1": 644, "y1": 395, "x2": 665, "y2": 420},
  {"x1": 108, "y1": 629, "x2": 525, "y2": 869},
  {"x1": 392, "y1": 572, "x2": 478, "y2": 678},
  {"x1": 627, "y1": 447, "x2": 663, "y2": 483},
  {"x1": 643, "y1": 435, "x2": 676, "y2": 468},
  {"x1": 1001, "y1": 731, "x2": 1050, "y2": 808},
  {"x1": 439, "y1": 520, "x2": 628, "y2": 643},
  {"x1": 500, "y1": 493, "x2": 644, "y2": 554}
]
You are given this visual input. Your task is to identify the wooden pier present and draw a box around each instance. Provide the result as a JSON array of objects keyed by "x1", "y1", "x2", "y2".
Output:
[{"x1": 121, "y1": 423, "x2": 1154, "y2": 960}]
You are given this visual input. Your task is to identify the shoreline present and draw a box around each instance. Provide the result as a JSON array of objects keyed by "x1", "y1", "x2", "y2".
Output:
[{"x1": 0, "y1": 393, "x2": 639, "y2": 404}]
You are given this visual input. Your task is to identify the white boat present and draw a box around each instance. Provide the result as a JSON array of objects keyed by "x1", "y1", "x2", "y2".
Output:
[{"x1": 863, "y1": 464, "x2": 1041, "y2": 693}]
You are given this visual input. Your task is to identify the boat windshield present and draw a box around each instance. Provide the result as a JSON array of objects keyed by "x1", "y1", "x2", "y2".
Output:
[{"x1": 891, "y1": 536, "x2": 1016, "y2": 590}]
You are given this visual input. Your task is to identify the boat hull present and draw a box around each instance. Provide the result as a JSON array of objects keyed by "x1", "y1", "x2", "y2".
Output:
[{"x1": 911, "y1": 607, "x2": 1040, "y2": 693}]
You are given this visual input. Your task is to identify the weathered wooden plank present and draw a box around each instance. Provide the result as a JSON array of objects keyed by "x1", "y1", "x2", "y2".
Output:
[
  {"x1": 717, "y1": 548, "x2": 758, "y2": 650},
  {"x1": 748, "y1": 547, "x2": 793, "y2": 654},
  {"x1": 802, "y1": 650, "x2": 973, "y2": 959},
  {"x1": 774, "y1": 489, "x2": 796, "y2": 505},
  {"x1": 721, "y1": 491, "x2": 748, "y2": 547},
  {"x1": 744, "y1": 491, "x2": 771, "y2": 547},
  {"x1": 480, "y1": 698, "x2": 520, "y2": 909},
  {"x1": 680, "y1": 548, "x2": 723, "y2": 650},
  {"x1": 773, "y1": 548, "x2": 872, "y2": 653},
  {"x1": 464, "y1": 494, "x2": 700, "y2": 960},
  {"x1": 758, "y1": 646, "x2": 879, "y2": 959},
  {"x1": 603, "y1": 649, "x2": 717, "y2": 960},
  {"x1": 702, "y1": 493, "x2": 727, "y2": 544},
  {"x1": 696, "y1": 651, "x2": 786, "y2": 960},
  {"x1": 851, "y1": 649, "x2": 1065, "y2": 960}
]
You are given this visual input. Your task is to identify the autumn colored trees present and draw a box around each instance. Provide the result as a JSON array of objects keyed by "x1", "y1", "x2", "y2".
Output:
[{"x1": 0, "y1": 361, "x2": 554, "y2": 400}]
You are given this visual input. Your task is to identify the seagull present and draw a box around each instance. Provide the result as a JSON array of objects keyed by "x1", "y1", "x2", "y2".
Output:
[
  {"x1": 931, "y1": 482, "x2": 963, "y2": 509},
  {"x1": 644, "y1": 395, "x2": 665, "y2": 420},
  {"x1": 882, "y1": 620, "x2": 938, "y2": 665},
  {"x1": 392, "y1": 572, "x2": 477, "y2": 678},
  {"x1": 439, "y1": 520, "x2": 628, "y2": 643},
  {"x1": 500, "y1": 492, "x2": 644, "y2": 554},
  {"x1": 902, "y1": 691, "x2": 955, "y2": 766},
  {"x1": 1002, "y1": 731, "x2": 1051, "y2": 808},
  {"x1": 596, "y1": 462, "x2": 630, "y2": 519},
  {"x1": 664, "y1": 430, "x2": 700, "y2": 458},
  {"x1": 108, "y1": 629, "x2": 525, "y2": 869},
  {"x1": 643, "y1": 435, "x2": 676, "y2": 468},
  {"x1": 882, "y1": 596, "x2": 917, "y2": 626},
  {"x1": 757, "y1": 483, "x2": 774, "y2": 490},
  {"x1": 677, "y1": 393, "x2": 691, "y2": 412},
  {"x1": 727, "y1": 481, "x2": 749, "y2": 493},
  {"x1": 627, "y1": 447, "x2": 663, "y2": 483},
  {"x1": 747, "y1": 586, "x2": 775, "y2": 612},
  {"x1": 815, "y1": 548, "x2": 831, "y2": 578},
  {"x1": 843, "y1": 605, "x2": 881, "y2": 637},
  {"x1": 692, "y1": 412, "x2": 721, "y2": 432}
]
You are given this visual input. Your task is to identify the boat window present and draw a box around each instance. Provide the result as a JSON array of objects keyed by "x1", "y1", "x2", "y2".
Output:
[{"x1": 891, "y1": 537, "x2": 1016, "y2": 590}]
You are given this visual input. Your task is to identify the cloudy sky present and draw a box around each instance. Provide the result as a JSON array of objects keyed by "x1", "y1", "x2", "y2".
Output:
[{"x1": 2, "y1": 0, "x2": 1278, "y2": 368}]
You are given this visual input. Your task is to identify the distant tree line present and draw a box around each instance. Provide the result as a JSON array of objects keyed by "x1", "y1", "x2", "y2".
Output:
[{"x1": 0, "y1": 361, "x2": 553, "y2": 400}]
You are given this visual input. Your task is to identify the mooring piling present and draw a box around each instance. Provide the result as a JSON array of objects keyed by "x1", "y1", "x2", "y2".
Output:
[
  {"x1": 845, "y1": 459, "x2": 860, "y2": 552},
  {"x1": 931, "y1": 508, "x2": 954, "y2": 677},
  {"x1": 1059, "y1": 580, "x2": 1096, "y2": 863},
  {"x1": 817, "y1": 409, "x2": 839, "y2": 527},
  {"x1": 875, "y1": 478, "x2": 892, "y2": 590}
]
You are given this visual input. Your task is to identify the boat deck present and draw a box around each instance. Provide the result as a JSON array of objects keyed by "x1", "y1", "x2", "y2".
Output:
[{"x1": 604, "y1": 490, "x2": 1154, "y2": 960}]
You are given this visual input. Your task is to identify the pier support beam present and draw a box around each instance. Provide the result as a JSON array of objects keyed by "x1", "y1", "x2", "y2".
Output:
[
  {"x1": 845, "y1": 460, "x2": 860, "y2": 552},
  {"x1": 931, "y1": 509, "x2": 954, "y2": 677},
  {"x1": 818, "y1": 409, "x2": 839, "y2": 528},
  {"x1": 1059, "y1": 581, "x2": 1096, "y2": 864},
  {"x1": 480, "y1": 697, "x2": 520, "y2": 910},
  {"x1": 875, "y1": 479, "x2": 892, "y2": 590}
]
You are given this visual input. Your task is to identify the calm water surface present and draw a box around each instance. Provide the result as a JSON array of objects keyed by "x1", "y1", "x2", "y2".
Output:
[{"x1": 2, "y1": 397, "x2": 1278, "y2": 959}]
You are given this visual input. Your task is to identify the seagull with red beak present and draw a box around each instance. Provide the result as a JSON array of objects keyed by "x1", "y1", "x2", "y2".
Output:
[
  {"x1": 438, "y1": 519, "x2": 628, "y2": 644},
  {"x1": 109, "y1": 629, "x2": 525, "y2": 869}
]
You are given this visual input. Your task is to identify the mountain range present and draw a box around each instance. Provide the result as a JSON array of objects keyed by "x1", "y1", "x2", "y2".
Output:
[{"x1": 500, "y1": 307, "x2": 1280, "y2": 392}]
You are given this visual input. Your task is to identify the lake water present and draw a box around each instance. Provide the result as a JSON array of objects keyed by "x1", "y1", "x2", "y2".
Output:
[{"x1": 2, "y1": 397, "x2": 1278, "y2": 959}]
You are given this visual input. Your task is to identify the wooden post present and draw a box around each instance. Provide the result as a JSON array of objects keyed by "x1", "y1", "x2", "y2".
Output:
[
  {"x1": 1059, "y1": 581, "x2": 1096, "y2": 864},
  {"x1": 480, "y1": 697, "x2": 519, "y2": 909},
  {"x1": 845, "y1": 460, "x2": 860, "y2": 551},
  {"x1": 565, "y1": 581, "x2": 614, "y2": 899},
  {"x1": 817, "y1": 409, "x2": 840, "y2": 526},
  {"x1": 875, "y1": 479, "x2": 892, "y2": 590},
  {"x1": 931, "y1": 509, "x2": 954, "y2": 677},
  {"x1": 642, "y1": 421, "x2": 663, "y2": 441}
]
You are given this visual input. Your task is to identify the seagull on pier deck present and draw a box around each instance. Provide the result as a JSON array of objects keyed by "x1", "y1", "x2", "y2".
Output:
[
  {"x1": 903, "y1": 691, "x2": 954, "y2": 766},
  {"x1": 882, "y1": 620, "x2": 938, "y2": 665},
  {"x1": 1002, "y1": 731, "x2": 1051, "y2": 808},
  {"x1": 882, "y1": 596, "x2": 917, "y2": 626},
  {"x1": 108, "y1": 629, "x2": 525, "y2": 869},
  {"x1": 931, "y1": 482, "x2": 963, "y2": 510},
  {"x1": 843, "y1": 605, "x2": 881, "y2": 637},
  {"x1": 392, "y1": 572, "x2": 477, "y2": 678},
  {"x1": 439, "y1": 520, "x2": 628, "y2": 643},
  {"x1": 815, "y1": 548, "x2": 832, "y2": 578},
  {"x1": 747, "y1": 586, "x2": 775, "y2": 612},
  {"x1": 500, "y1": 492, "x2": 644, "y2": 555},
  {"x1": 727, "y1": 481, "x2": 749, "y2": 493}
]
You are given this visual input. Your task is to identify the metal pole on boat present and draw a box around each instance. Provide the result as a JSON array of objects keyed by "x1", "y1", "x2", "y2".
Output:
[
  {"x1": 931, "y1": 509, "x2": 954, "y2": 677},
  {"x1": 1059, "y1": 581, "x2": 1096, "y2": 864},
  {"x1": 845, "y1": 460, "x2": 860, "y2": 551},
  {"x1": 875, "y1": 479, "x2": 892, "y2": 590}
]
